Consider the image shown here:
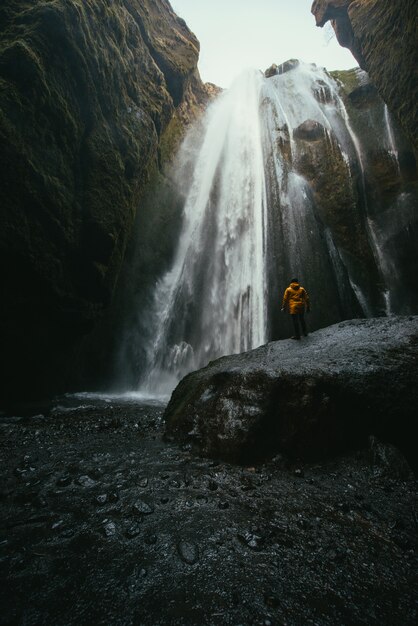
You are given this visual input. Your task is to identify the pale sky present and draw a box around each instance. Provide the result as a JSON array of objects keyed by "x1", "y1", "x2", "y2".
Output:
[{"x1": 170, "y1": 0, "x2": 358, "y2": 88}]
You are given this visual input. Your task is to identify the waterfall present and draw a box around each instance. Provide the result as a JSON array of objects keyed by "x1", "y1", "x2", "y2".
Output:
[
  {"x1": 118, "y1": 61, "x2": 415, "y2": 395},
  {"x1": 141, "y1": 70, "x2": 268, "y2": 394},
  {"x1": 384, "y1": 104, "x2": 400, "y2": 174}
]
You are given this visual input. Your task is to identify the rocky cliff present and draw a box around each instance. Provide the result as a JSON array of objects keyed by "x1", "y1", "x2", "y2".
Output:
[
  {"x1": 311, "y1": 0, "x2": 418, "y2": 154},
  {"x1": 0, "y1": 0, "x2": 211, "y2": 400}
]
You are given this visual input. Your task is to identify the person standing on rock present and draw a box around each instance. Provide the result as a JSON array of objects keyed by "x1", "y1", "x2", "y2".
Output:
[{"x1": 281, "y1": 278, "x2": 310, "y2": 340}]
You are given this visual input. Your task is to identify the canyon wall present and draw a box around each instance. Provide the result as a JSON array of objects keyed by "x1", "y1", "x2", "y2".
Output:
[
  {"x1": 0, "y1": 0, "x2": 211, "y2": 400},
  {"x1": 311, "y1": 0, "x2": 418, "y2": 155}
]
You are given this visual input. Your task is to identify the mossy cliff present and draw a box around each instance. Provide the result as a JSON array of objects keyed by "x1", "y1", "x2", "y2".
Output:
[
  {"x1": 0, "y1": 0, "x2": 210, "y2": 401},
  {"x1": 311, "y1": 0, "x2": 418, "y2": 155}
]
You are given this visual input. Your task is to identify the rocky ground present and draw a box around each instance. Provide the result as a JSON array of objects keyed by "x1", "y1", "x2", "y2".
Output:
[{"x1": 1, "y1": 395, "x2": 417, "y2": 625}]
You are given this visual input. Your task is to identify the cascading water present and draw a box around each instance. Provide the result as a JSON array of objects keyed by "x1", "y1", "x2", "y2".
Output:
[
  {"x1": 119, "y1": 61, "x2": 416, "y2": 395},
  {"x1": 384, "y1": 104, "x2": 401, "y2": 174},
  {"x1": 141, "y1": 71, "x2": 268, "y2": 394}
]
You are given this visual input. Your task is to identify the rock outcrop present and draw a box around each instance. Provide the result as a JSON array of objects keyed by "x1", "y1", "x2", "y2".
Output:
[
  {"x1": 0, "y1": 0, "x2": 212, "y2": 400},
  {"x1": 265, "y1": 59, "x2": 300, "y2": 77},
  {"x1": 164, "y1": 317, "x2": 418, "y2": 467},
  {"x1": 330, "y1": 68, "x2": 418, "y2": 313},
  {"x1": 311, "y1": 0, "x2": 418, "y2": 154}
]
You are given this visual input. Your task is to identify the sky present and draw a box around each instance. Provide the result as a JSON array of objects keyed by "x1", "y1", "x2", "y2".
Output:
[{"x1": 170, "y1": 0, "x2": 358, "y2": 88}]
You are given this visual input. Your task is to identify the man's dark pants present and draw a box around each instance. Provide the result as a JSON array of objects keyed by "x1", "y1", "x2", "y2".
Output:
[{"x1": 291, "y1": 313, "x2": 307, "y2": 339}]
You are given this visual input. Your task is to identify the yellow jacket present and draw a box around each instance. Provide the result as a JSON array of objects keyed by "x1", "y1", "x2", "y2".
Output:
[{"x1": 282, "y1": 281, "x2": 310, "y2": 314}]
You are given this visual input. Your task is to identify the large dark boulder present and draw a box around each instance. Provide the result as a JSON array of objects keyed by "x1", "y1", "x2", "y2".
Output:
[
  {"x1": 0, "y1": 0, "x2": 207, "y2": 400},
  {"x1": 164, "y1": 317, "x2": 418, "y2": 467}
]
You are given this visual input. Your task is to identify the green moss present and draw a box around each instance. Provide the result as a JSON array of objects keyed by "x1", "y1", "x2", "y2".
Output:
[
  {"x1": 159, "y1": 112, "x2": 185, "y2": 166},
  {"x1": 330, "y1": 68, "x2": 362, "y2": 96}
]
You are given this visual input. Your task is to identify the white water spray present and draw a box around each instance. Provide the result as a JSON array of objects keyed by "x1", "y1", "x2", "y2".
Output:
[
  {"x1": 384, "y1": 104, "x2": 400, "y2": 174},
  {"x1": 142, "y1": 70, "x2": 268, "y2": 393}
]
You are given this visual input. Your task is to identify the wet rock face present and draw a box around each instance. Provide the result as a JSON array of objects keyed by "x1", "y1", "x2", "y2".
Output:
[
  {"x1": 0, "y1": 0, "x2": 204, "y2": 399},
  {"x1": 348, "y1": 83, "x2": 380, "y2": 109},
  {"x1": 293, "y1": 119, "x2": 327, "y2": 141},
  {"x1": 330, "y1": 67, "x2": 418, "y2": 312},
  {"x1": 164, "y1": 317, "x2": 418, "y2": 466},
  {"x1": 311, "y1": 0, "x2": 352, "y2": 26},
  {"x1": 265, "y1": 59, "x2": 300, "y2": 78},
  {"x1": 311, "y1": 0, "x2": 418, "y2": 154},
  {"x1": 292, "y1": 113, "x2": 383, "y2": 313}
]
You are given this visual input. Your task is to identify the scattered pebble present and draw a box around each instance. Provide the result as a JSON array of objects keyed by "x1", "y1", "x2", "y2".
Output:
[
  {"x1": 177, "y1": 541, "x2": 199, "y2": 565},
  {"x1": 77, "y1": 475, "x2": 96, "y2": 488},
  {"x1": 103, "y1": 521, "x2": 116, "y2": 537},
  {"x1": 133, "y1": 499, "x2": 154, "y2": 515}
]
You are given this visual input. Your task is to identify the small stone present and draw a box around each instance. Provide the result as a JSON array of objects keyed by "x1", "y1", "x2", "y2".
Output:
[
  {"x1": 208, "y1": 480, "x2": 218, "y2": 491},
  {"x1": 103, "y1": 521, "x2": 116, "y2": 537},
  {"x1": 133, "y1": 499, "x2": 153, "y2": 515},
  {"x1": 218, "y1": 501, "x2": 229, "y2": 510},
  {"x1": 77, "y1": 475, "x2": 96, "y2": 488},
  {"x1": 125, "y1": 522, "x2": 142, "y2": 538},
  {"x1": 177, "y1": 541, "x2": 199, "y2": 565},
  {"x1": 160, "y1": 496, "x2": 169, "y2": 504},
  {"x1": 238, "y1": 531, "x2": 263, "y2": 551},
  {"x1": 294, "y1": 469, "x2": 304, "y2": 477},
  {"x1": 138, "y1": 477, "x2": 148, "y2": 488},
  {"x1": 96, "y1": 494, "x2": 107, "y2": 504}
]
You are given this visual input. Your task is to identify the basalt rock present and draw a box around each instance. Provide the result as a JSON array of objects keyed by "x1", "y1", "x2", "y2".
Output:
[
  {"x1": 164, "y1": 316, "x2": 418, "y2": 467},
  {"x1": 293, "y1": 119, "x2": 326, "y2": 141},
  {"x1": 265, "y1": 59, "x2": 301, "y2": 78},
  {"x1": 311, "y1": 0, "x2": 418, "y2": 154},
  {"x1": 331, "y1": 68, "x2": 418, "y2": 311},
  {"x1": 347, "y1": 83, "x2": 380, "y2": 109},
  {"x1": 265, "y1": 64, "x2": 279, "y2": 78},
  {"x1": 0, "y1": 0, "x2": 210, "y2": 400},
  {"x1": 293, "y1": 120, "x2": 383, "y2": 313},
  {"x1": 277, "y1": 59, "x2": 300, "y2": 75}
]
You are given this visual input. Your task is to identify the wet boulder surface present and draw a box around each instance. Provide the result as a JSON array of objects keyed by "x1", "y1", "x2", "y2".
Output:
[
  {"x1": 165, "y1": 317, "x2": 418, "y2": 466},
  {"x1": 0, "y1": 397, "x2": 417, "y2": 625}
]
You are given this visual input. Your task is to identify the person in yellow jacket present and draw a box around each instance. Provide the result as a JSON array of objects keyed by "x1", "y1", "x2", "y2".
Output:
[{"x1": 281, "y1": 277, "x2": 310, "y2": 340}]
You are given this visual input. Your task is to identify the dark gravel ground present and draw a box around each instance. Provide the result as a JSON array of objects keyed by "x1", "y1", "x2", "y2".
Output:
[{"x1": 0, "y1": 395, "x2": 417, "y2": 626}]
